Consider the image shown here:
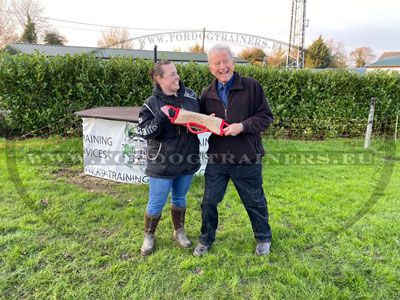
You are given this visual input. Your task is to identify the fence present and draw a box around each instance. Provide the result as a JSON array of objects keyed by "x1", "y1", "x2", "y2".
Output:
[
  {"x1": 265, "y1": 116, "x2": 398, "y2": 141},
  {"x1": 2, "y1": 113, "x2": 399, "y2": 143}
]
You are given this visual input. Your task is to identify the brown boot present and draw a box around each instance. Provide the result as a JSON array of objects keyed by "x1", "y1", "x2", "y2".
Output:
[
  {"x1": 141, "y1": 212, "x2": 161, "y2": 256},
  {"x1": 171, "y1": 204, "x2": 192, "y2": 248}
]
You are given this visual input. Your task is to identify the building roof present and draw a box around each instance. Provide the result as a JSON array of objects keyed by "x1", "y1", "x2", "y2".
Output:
[
  {"x1": 75, "y1": 107, "x2": 141, "y2": 122},
  {"x1": 377, "y1": 51, "x2": 400, "y2": 60},
  {"x1": 3, "y1": 43, "x2": 248, "y2": 64},
  {"x1": 366, "y1": 52, "x2": 400, "y2": 68}
]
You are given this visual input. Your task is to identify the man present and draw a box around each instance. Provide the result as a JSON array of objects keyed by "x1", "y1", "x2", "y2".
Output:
[{"x1": 193, "y1": 44, "x2": 273, "y2": 256}]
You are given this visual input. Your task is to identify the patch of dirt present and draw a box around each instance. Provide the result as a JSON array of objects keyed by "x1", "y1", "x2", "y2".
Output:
[{"x1": 55, "y1": 167, "x2": 124, "y2": 195}]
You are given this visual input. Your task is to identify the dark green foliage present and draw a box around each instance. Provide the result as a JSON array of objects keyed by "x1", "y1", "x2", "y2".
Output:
[
  {"x1": 43, "y1": 32, "x2": 67, "y2": 46},
  {"x1": 306, "y1": 36, "x2": 331, "y2": 69},
  {"x1": 20, "y1": 15, "x2": 37, "y2": 44},
  {"x1": 0, "y1": 52, "x2": 399, "y2": 135}
]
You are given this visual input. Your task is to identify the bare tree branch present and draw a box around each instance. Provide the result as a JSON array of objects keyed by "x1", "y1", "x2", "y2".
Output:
[
  {"x1": 0, "y1": 0, "x2": 19, "y2": 48},
  {"x1": 10, "y1": 0, "x2": 48, "y2": 35},
  {"x1": 326, "y1": 39, "x2": 348, "y2": 68},
  {"x1": 349, "y1": 47, "x2": 376, "y2": 68},
  {"x1": 267, "y1": 46, "x2": 286, "y2": 67},
  {"x1": 97, "y1": 27, "x2": 133, "y2": 49}
]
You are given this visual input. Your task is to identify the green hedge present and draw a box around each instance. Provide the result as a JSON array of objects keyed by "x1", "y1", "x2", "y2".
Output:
[
  {"x1": 0, "y1": 53, "x2": 153, "y2": 134},
  {"x1": 1, "y1": 52, "x2": 399, "y2": 135}
]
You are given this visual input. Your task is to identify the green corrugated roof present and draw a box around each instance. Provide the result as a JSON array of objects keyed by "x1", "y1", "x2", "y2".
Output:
[
  {"x1": 367, "y1": 54, "x2": 400, "y2": 67},
  {"x1": 4, "y1": 43, "x2": 248, "y2": 64}
]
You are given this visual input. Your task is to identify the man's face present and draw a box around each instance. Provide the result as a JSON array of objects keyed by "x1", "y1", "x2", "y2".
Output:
[{"x1": 208, "y1": 50, "x2": 235, "y2": 84}]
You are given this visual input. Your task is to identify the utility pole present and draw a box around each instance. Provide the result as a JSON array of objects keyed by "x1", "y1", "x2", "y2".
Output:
[{"x1": 286, "y1": 0, "x2": 308, "y2": 70}]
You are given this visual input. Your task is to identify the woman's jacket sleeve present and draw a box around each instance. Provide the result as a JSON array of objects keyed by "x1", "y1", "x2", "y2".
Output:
[{"x1": 137, "y1": 101, "x2": 169, "y2": 140}]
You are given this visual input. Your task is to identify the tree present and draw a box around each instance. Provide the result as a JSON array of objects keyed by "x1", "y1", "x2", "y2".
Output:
[
  {"x1": 97, "y1": 27, "x2": 133, "y2": 49},
  {"x1": 326, "y1": 39, "x2": 348, "y2": 68},
  {"x1": 43, "y1": 31, "x2": 67, "y2": 45},
  {"x1": 0, "y1": 0, "x2": 19, "y2": 48},
  {"x1": 20, "y1": 14, "x2": 37, "y2": 43},
  {"x1": 188, "y1": 43, "x2": 205, "y2": 53},
  {"x1": 305, "y1": 35, "x2": 331, "y2": 69},
  {"x1": 267, "y1": 46, "x2": 286, "y2": 67},
  {"x1": 349, "y1": 47, "x2": 376, "y2": 68},
  {"x1": 11, "y1": 0, "x2": 48, "y2": 38},
  {"x1": 238, "y1": 47, "x2": 267, "y2": 64}
]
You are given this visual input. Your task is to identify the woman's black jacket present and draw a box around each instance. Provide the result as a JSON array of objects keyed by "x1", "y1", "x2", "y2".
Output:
[{"x1": 137, "y1": 81, "x2": 201, "y2": 178}]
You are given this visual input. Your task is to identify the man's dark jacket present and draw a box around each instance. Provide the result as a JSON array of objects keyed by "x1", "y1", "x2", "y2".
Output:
[
  {"x1": 137, "y1": 81, "x2": 200, "y2": 178},
  {"x1": 200, "y1": 72, "x2": 273, "y2": 163}
]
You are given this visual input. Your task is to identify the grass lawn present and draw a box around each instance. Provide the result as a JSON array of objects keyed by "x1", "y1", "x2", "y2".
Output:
[{"x1": 0, "y1": 136, "x2": 399, "y2": 300}]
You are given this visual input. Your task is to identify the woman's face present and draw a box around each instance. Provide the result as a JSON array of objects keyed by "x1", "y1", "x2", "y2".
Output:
[{"x1": 157, "y1": 63, "x2": 180, "y2": 95}]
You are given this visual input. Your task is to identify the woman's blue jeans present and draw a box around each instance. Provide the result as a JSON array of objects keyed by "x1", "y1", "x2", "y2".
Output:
[{"x1": 147, "y1": 174, "x2": 195, "y2": 215}]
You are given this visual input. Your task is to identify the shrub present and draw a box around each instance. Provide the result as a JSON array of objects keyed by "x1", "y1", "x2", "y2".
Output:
[{"x1": 1, "y1": 52, "x2": 399, "y2": 135}]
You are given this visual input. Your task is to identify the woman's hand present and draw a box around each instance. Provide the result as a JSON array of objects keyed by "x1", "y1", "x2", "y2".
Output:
[{"x1": 160, "y1": 105, "x2": 170, "y2": 116}]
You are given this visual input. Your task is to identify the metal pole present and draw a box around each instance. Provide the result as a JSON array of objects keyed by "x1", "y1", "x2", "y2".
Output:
[
  {"x1": 364, "y1": 97, "x2": 377, "y2": 149},
  {"x1": 202, "y1": 27, "x2": 206, "y2": 53},
  {"x1": 395, "y1": 113, "x2": 399, "y2": 144},
  {"x1": 286, "y1": 0, "x2": 295, "y2": 69},
  {"x1": 300, "y1": 0, "x2": 307, "y2": 69},
  {"x1": 153, "y1": 45, "x2": 158, "y2": 63}
]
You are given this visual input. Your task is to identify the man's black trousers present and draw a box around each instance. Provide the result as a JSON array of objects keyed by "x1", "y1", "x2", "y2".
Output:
[{"x1": 199, "y1": 162, "x2": 272, "y2": 246}]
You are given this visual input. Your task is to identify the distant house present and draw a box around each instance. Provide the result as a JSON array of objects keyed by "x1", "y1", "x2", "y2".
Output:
[
  {"x1": 366, "y1": 52, "x2": 400, "y2": 73},
  {"x1": 3, "y1": 43, "x2": 248, "y2": 65}
]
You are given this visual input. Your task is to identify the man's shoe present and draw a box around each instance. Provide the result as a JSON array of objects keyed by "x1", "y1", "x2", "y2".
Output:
[
  {"x1": 255, "y1": 242, "x2": 271, "y2": 256},
  {"x1": 193, "y1": 243, "x2": 209, "y2": 256}
]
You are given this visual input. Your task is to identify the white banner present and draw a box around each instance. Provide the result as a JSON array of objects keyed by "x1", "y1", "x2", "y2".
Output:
[{"x1": 82, "y1": 118, "x2": 209, "y2": 184}]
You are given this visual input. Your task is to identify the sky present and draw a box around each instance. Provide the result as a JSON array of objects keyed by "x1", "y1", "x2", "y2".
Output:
[{"x1": 38, "y1": 0, "x2": 400, "y2": 60}]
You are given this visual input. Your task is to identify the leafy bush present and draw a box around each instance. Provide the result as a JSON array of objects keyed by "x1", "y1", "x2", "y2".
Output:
[
  {"x1": 0, "y1": 52, "x2": 399, "y2": 135},
  {"x1": 0, "y1": 53, "x2": 153, "y2": 134}
]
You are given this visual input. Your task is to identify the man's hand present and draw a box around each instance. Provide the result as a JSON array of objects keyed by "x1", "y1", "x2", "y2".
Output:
[{"x1": 223, "y1": 123, "x2": 243, "y2": 136}]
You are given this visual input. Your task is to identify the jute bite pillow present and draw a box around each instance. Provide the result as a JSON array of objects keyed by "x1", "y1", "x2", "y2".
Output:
[{"x1": 166, "y1": 105, "x2": 229, "y2": 136}]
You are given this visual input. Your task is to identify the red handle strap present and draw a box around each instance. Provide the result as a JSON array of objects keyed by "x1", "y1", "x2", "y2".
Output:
[
  {"x1": 186, "y1": 123, "x2": 208, "y2": 134},
  {"x1": 165, "y1": 105, "x2": 179, "y2": 122},
  {"x1": 187, "y1": 119, "x2": 230, "y2": 136},
  {"x1": 218, "y1": 119, "x2": 230, "y2": 136}
]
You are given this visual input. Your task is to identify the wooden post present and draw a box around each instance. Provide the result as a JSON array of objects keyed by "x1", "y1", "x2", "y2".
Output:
[{"x1": 364, "y1": 97, "x2": 377, "y2": 149}]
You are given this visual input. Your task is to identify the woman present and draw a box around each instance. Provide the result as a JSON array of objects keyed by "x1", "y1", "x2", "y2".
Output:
[{"x1": 137, "y1": 61, "x2": 200, "y2": 255}]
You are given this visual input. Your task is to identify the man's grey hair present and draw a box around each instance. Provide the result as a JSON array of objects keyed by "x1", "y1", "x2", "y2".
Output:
[{"x1": 207, "y1": 43, "x2": 234, "y2": 62}]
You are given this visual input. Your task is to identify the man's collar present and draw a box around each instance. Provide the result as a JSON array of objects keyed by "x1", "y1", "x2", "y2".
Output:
[{"x1": 217, "y1": 74, "x2": 235, "y2": 90}]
